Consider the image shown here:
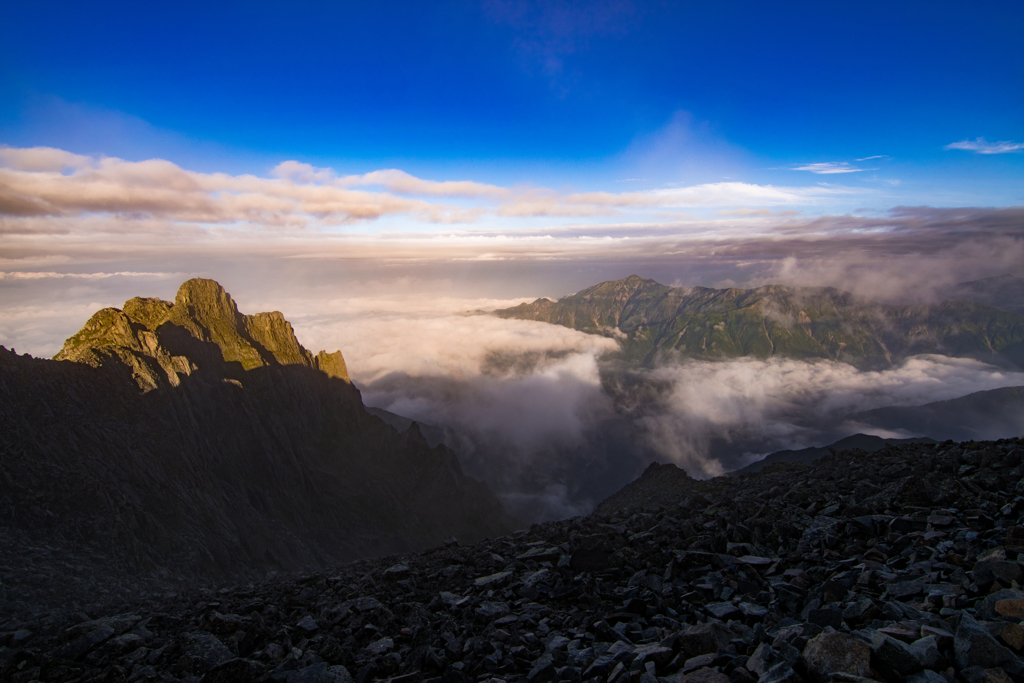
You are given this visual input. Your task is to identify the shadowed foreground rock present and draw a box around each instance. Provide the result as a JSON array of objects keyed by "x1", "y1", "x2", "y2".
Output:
[{"x1": 2, "y1": 436, "x2": 1022, "y2": 683}]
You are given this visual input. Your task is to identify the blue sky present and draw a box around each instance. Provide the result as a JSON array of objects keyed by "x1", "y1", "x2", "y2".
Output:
[
  {"x1": 2, "y1": 0, "x2": 1022, "y2": 203},
  {"x1": 2, "y1": 1, "x2": 1024, "y2": 361}
]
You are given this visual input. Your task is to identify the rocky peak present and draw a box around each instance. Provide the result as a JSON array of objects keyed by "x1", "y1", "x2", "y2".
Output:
[
  {"x1": 243, "y1": 310, "x2": 313, "y2": 367},
  {"x1": 56, "y1": 307, "x2": 140, "y2": 356},
  {"x1": 54, "y1": 278, "x2": 350, "y2": 390},
  {"x1": 314, "y1": 349, "x2": 350, "y2": 381},
  {"x1": 580, "y1": 274, "x2": 658, "y2": 300},
  {"x1": 170, "y1": 278, "x2": 266, "y2": 370},
  {"x1": 173, "y1": 278, "x2": 240, "y2": 325},
  {"x1": 3, "y1": 282, "x2": 518, "y2": 620},
  {"x1": 122, "y1": 296, "x2": 173, "y2": 330}
]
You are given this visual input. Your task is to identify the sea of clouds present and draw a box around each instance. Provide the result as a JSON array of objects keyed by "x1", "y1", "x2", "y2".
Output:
[{"x1": 286, "y1": 297, "x2": 1024, "y2": 522}]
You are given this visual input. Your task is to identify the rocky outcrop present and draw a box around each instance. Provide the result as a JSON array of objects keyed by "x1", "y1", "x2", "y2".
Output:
[
  {"x1": 494, "y1": 276, "x2": 1024, "y2": 369},
  {"x1": 3, "y1": 436, "x2": 1022, "y2": 683},
  {"x1": 0, "y1": 279, "x2": 515, "y2": 621},
  {"x1": 315, "y1": 350, "x2": 350, "y2": 382},
  {"x1": 55, "y1": 278, "x2": 328, "y2": 385}
]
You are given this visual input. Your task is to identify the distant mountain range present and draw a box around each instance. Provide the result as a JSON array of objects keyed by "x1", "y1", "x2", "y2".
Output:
[
  {"x1": 0, "y1": 279, "x2": 514, "y2": 611},
  {"x1": 732, "y1": 383, "x2": 1024, "y2": 474},
  {"x1": 495, "y1": 275, "x2": 1024, "y2": 369},
  {"x1": 943, "y1": 274, "x2": 1024, "y2": 315},
  {"x1": 734, "y1": 433, "x2": 939, "y2": 475},
  {"x1": 854, "y1": 384, "x2": 1024, "y2": 442}
]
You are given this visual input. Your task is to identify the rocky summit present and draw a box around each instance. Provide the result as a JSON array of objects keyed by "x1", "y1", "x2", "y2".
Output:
[
  {"x1": 0, "y1": 279, "x2": 515, "y2": 623},
  {"x1": 2, "y1": 436, "x2": 1023, "y2": 683}
]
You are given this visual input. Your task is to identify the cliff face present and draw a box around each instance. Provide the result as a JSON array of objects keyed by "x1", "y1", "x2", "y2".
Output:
[
  {"x1": 54, "y1": 278, "x2": 343, "y2": 388},
  {"x1": 0, "y1": 279, "x2": 513, "y2": 613},
  {"x1": 495, "y1": 275, "x2": 1024, "y2": 369}
]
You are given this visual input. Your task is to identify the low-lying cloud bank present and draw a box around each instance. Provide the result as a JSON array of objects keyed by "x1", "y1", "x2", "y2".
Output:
[
  {"x1": 5, "y1": 272, "x2": 1024, "y2": 523},
  {"x1": 635, "y1": 355, "x2": 1024, "y2": 477},
  {"x1": 285, "y1": 301, "x2": 1024, "y2": 522}
]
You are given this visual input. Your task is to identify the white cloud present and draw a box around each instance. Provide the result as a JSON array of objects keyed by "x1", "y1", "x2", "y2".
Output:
[
  {"x1": 945, "y1": 138, "x2": 1024, "y2": 154},
  {"x1": 0, "y1": 152, "x2": 479, "y2": 224},
  {"x1": 639, "y1": 355, "x2": 1024, "y2": 477},
  {"x1": 1, "y1": 146, "x2": 865, "y2": 228},
  {"x1": 498, "y1": 181, "x2": 841, "y2": 216},
  {"x1": 0, "y1": 270, "x2": 182, "y2": 279},
  {"x1": 337, "y1": 169, "x2": 512, "y2": 199},
  {"x1": 0, "y1": 146, "x2": 92, "y2": 172},
  {"x1": 793, "y1": 161, "x2": 865, "y2": 174}
]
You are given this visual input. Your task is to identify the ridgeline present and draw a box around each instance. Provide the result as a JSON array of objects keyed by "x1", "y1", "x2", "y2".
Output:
[{"x1": 495, "y1": 276, "x2": 1024, "y2": 369}]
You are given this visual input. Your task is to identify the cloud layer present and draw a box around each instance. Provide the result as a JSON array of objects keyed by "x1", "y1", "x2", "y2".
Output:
[
  {"x1": 3, "y1": 147, "x2": 1020, "y2": 311},
  {"x1": 0, "y1": 146, "x2": 858, "y2": 229},
  {"x1": 291, "y1": 300, "x2": 1024, "y2": 520},
  {"x1": 945, "y1": 138, "x2": 1024, "y2": 154},
  {"x1": 793, "y1": 161, "x2": 866, "y2": 174},
  {"x1": 636, "y1": 355, "x2": 1024, "y2": 477}
]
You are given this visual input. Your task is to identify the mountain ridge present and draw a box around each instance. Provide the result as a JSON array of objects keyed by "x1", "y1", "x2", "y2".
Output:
[
  {"x1": 54, "y1": 278, "x2": 350, "y2": 391},
  {"x1": 732, "y1": 433, "x2": 940, "y2": 476},
  {"x1": 943, "y1": 274, "x2": 1024, "y2": 315},
  {"x1": 0, "y1": 278, "x2": 515, "y2": 618},
  {"x1": 494, "y1": 275, "x2": 1024, "y2": 369},
  {"x1": 855, "y1": 384, "x2": 1024, "y2": 442}
]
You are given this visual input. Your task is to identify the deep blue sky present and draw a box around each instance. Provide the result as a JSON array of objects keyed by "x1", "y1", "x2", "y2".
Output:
[{"x1": 1, "y1": 0, "x2": 1023, "y2": 201}]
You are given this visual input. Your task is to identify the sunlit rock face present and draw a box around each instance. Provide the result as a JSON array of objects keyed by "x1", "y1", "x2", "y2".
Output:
[
  {"x1": 0, "y1": 278, "x2": 515, "y2": 615},
  {"x1": 55, "y1": 278, "x2": 343, "y2": 388}
]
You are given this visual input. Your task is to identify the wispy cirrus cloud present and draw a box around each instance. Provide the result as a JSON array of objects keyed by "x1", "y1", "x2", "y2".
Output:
[
  {"x1": 273, "y1": 161, "x2": 512, "y2": 199},
  {"x1": 498, "y1": 182, "x2": 846, "y2": 217},
  {"x1": 793, "y1": 161, "x2": 867, "y2": 174},
  {"x1": 0, "y1": 271, "x2": 179, "y2": 280},
  {"x1": 945, "y1": 138, "x2": 1024, "y2": 154}
]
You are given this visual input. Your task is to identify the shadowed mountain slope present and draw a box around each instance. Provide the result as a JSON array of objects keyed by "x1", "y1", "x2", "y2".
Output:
[
  {"x1": 944, "y1": 274, "x2": 1024, "y2": 315},
  {"x1": 733, "y1": 434, "x2": 939, "y2": 475},
  {"x1": 855, "y1": 385, "x2": 1024, "y2": 442},
  {"x1": 0, "y1": 279, "x2": 515, "y2": 616},
  {"x1": 495, "y1": 275, "x2": 1024, "y2": 369}
]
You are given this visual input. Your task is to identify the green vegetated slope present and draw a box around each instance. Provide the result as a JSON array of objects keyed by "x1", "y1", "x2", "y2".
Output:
[
  {"x1": 495, "y1": 275, "x2": 1024, "y2": 368},
  {"x1": 0, "y1": 279, "x2": 514, "y2": 597}
]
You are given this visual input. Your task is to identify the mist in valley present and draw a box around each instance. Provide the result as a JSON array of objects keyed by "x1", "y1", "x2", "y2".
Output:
[{"x1": 293, "y1": 299, "x2": 1024, "y2": 523}]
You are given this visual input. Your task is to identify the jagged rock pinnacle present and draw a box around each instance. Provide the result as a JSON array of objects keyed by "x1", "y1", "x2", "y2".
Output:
[{"x1": 54, "y1": 277, "x2": 350, "y2": 388}]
